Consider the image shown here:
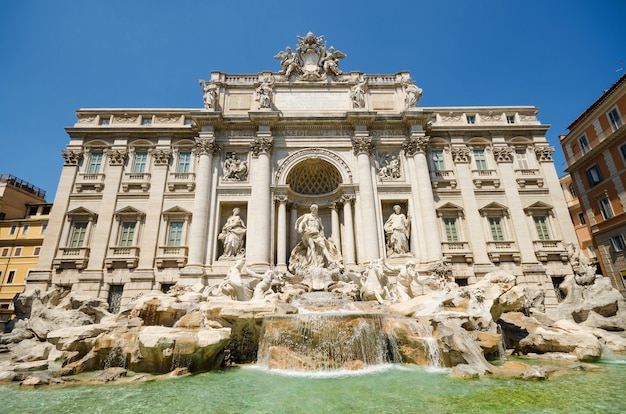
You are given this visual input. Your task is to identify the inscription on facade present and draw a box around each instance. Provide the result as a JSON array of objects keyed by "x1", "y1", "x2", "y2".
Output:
[{"x1": 275, "y1": 91, "x2": 347, "y2": 111}]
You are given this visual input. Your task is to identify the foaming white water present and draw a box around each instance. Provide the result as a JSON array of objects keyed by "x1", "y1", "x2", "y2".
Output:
[{"x1": 245, "y1": 363, "x2": 448, "y2": 378}]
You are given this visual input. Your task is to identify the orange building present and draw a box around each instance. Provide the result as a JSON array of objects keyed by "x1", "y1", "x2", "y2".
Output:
[{"x1": 560, "y1": 74, "x2": 626, "y2": 295}]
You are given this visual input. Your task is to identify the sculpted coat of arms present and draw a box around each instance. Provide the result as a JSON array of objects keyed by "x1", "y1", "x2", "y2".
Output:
[{"x1": 274, "y1": 32, "x2": 346, "y2": 81}]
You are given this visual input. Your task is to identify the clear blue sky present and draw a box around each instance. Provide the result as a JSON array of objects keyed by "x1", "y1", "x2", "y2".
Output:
[{"x1": 1, "y1": 0, "x2": 625, "y2": 201}]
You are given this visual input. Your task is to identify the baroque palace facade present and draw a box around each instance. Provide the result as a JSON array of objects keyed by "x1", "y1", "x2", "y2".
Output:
[{"x1": 28, "y1": 34, "x2": 577, "y2": 309}]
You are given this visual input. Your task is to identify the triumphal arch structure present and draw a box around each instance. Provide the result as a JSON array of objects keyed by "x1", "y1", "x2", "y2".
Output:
[{"x1": 28, "y1": 33, "x2": 577, "y2": 308}]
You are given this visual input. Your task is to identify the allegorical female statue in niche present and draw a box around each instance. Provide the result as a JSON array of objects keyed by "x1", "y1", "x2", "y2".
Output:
[
  {"x1": 384, "y1": 205, "x2": 410, "y2": 256},
  {"x1": 218, "y1": 208, "x2": 247, "y2": 259}
]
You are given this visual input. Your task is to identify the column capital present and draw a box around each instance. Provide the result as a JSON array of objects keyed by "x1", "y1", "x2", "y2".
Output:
[
  {"x1": 251, "y1": 136, "x2": 273, "y2": 157},
  {"x1": 61, "y1": 149, "x2": 83, "y2": 166},
  {"x1": 193, "y1": 138, "x2": 220, "y2": 156},
  {"x1": 274, "y1": 194, "x2": 288, "y2": 204},
  {"x1": 106, "y1": 149, "x2": 127, "y2": 166},
  {"x1": 352, "y1": 136, "x2": 374, "y2": 156},
  {"x1": 403, "y1": 136, "x2": 429, "y2": 156},
  {"x1": 493, "y1": 146, "x2": 514, "y2": 163},
  {"x1": 451, "y1": 145, "x2": 471, "y2": 163},
  {"x1": 533, "y1": 146, "x2": 554, "y2": 162},
  {"x1": 150, "y1": 148, "x2": 172, "y2": 165},
  {"x1": 341, "y1": 194, "x2": 355, "y2": 204}
]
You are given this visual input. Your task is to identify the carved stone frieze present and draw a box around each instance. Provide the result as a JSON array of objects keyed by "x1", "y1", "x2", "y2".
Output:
[
  {"x1": 106, "y1": 149, "x2": 127, "y2": 166},
  {"x1": 151, "y1": 149, "x2": 172, "y2": 165},
  {"x1": 61, "y1": 150, "x2": 83, "y2": 166},
  {"x1": 250, "y1": 137, "x2": 273, "y2": 156},
  {"x1": 534, "y1": 146, "x2": 554, "y2": 162},
  {"x1": 492, "y1": 146, "x2": 514, "y2": 163},
  {"x1": 403, "y1": 136, "x2": 429, "y2": 156}
]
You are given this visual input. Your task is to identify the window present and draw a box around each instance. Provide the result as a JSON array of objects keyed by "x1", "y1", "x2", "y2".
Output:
[
  {"x1": 488, "y1": 217, "x2": 505, "y2": 241},
  {"x1": 533, "y1": 216, "x2": 551, "y2": 240},
  {"x1": 506, "y1": 115, "x2": 515, "y2": 124},
  {"x1": 14, "y1": 247, "x2": 22, "y2": 256},
  {"x1": 610, "y1": 234, "x2": 626, "y2": 252},
  {"x1": 177, "y1": 152, "x2": 191, "y2": 173},
  {"x1": 28, "y1": 206, "x2": 38, "y2": 216},
  {"x1": 466, "y1": 115, "x2": 476, "y2": 124},
  {"x1": 132, "y1": 152, "x2": 148, "y2": 173},
  {"x1": 41, "y1": 224, "x2": 47, "y2": 234},
  {"x1": 6, "y1": 270, "x2": 15, "y2": 284},
  {"x1": 142, "y1": 117, "x2": 152, "y2": 125},
  {"x1": 42, "y1": 206, "x2": 51, "y2": 215},
  {"x1": 599, "y1": 196, "x2": 614, "y2": 219},
  {"x1": 569, "y1": 184, "x2": 577, "y2": 198},
  {"x1": 108, "y1": 285, "x2": 124, "y2": 313},
  {"x1": 87, "y1": 152, "x2": 103, "y2": 174},
  {"x1": 443, "y1": 218, "x2": 459, "y2": 242},
  {"x1": 167, "y1": 221, "x2": 184, "y2": 246},
  {"x1": 33, "y1": 246, "x2": 41, "y2": 256},
  {"x1": 578, "y1": 212, "x2": 586, "y2": 225},
  {"x1": 69, "y1": 222, "x2": 88, "y2": 248},
  {"x1": 99, "y1": 118, "x2": 110, "y2": 125},
  {"x1": 431, "y1": 150, "x2": 445, "y2": 171},
  {"x1": 473, "y1": 149, "x2": 488, "y2": 170},
  {"x1": 9, "y1": 225, "x2": 17, "y2": 235},
  {"x1": 22, "y1": 224, "x2": 29, "y2": 235},
  {"x1": 1, "y1": 247, "x2": 9, "y2": 257},
  {"x1": 585, "y1": 165, "x2": 603, "y2": 187},
  {"x1": 118, "y1": 222, "x2": 136, "y2": 247},
  {"x1": 578, "y1": 135, "x2": 590, "y2": 154},
  {"x1": 607, "y1": 108, "x2": 623, "y2": 131},
  {"x1": 515, "y1": 150, "x2": 530, "y2": 169},
  {"x1": 620, "y1": 143, "x2": 626, "y2": 164}
]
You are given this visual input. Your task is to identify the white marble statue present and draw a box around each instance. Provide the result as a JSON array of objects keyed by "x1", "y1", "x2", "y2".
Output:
[
  {"x1": 378, "y1": 154, "x2": 401, "y2": 179},
  {"x1": 256, "y1": 77, "x2": 274, "y2": 109},
  {"x1": 350, "y1": 75, "x2": 367, "y2": 109},
  {"x1": 384, "y1": 205, "x2": 410, "y2": 256},
  {"x1": 359, "y1": 258, "x2": 392, "y2": 304},
  {"x1": 402, "y1": 79, "x2": 423, "y2": 109},
  {"x1": 210, "y1": 258, "x2": 262, "y2": 301},
  {"x1": 222, "y1": 153, "x2": 248, "y2": 181},
  {"x1": 199, "y1": 80, "x2": 218, "y2": 110},
  {"x1": 218, "y1": 208, "x2": 247, "y2": 259}
]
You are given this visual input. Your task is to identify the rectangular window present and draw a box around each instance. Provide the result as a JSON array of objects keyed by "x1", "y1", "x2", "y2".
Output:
[
  {"x1": 9, "y1": 225, "x2": 17, "y2": 235},
  {"x1": 488, "y1": 217, "x2": 505, "y2": 241},
  {"x1": 431, "y1": 150, "x2": 445, "y2": 171},
  {"x1": 585, "y1": 165, "x2": 603, "y2": 187},
  {"x1": 533, "y1": 216, "x2": 551, "y2": 240},
  {"x1": 99, "y1": 118, "x2": 110, "y2": 125},
  {"x1": 578, "y1": 212, "x2": 586, "y2": 225},
  {"x1": 608, "y1": 108, "x2": 623, "y2": 131},
  {"x1": 515, "y1": 150, "x2": 530, "y2": 169},
  {"x1": 69, "y1": 222, "x2": 88, "y2": 248},
  {"x1": 578, "y1": 135, "x2": 590, "y2": 154},
  {"x1": 118, "y1": 222, "x2": 136, "y2": 247},
  {"x1": 87, "y1": 153, "x2": 103, "y2": 174},
  {"x1": 443, "y1": 218, "x2": 459, "y2": 242},
  {"x1": 1, "y1": 247, "x2": 9, "y2": 257},
  {"x1": 610, "y1": 234, "x2": 625, "y2": 252},
  {"x1": 42, "y1": 206, "x2": 51, "y2": 215},
  {"x1": 133, "y1": 152, "x2": 148, "y2": 173},
  {"x1": 142, "y1": 117, "x2": 152, "y2": 125},
  {"x1": 41, "y1": 224, "x2": 47, "y2": 234},
  {"x1": 506, "y1": 115, "x2": 515, "y2": 124},
  {"x1": 108, "y1": 285, "x2": 124, "y2": 313},
  {"x1": 33, "y1": 246, "x2": 41, "y2": 256},
  {"x1": 569, "y1": 184, "x2": 577, "y2": 198},
  {"x1": 14, "y1": 247, "x2": 22, "y2": 256},
  {"x1": 599, "y1": 196, "x2": 614, "y2": 220},
  {"x1": 466, "y1": 115, "x2": 476, "y2": 124},
  {"x1": 177, "y1": 152, "x2": 191, "y2": 173},
  {"x1": 22, "y1": 224, "x2": 29, "y2": 235},
  {"x1": 473, "y1": 150, "x2": 488, "y2": 170},
  {"x1": 167, "y1": 222, "x2": 184, "y2": 246},
  {"x1": 28, "y1": 206, "x2": 38, "y2": 216},
  {"x1": 7, "y1": 270, "x2": 15, "y2": 284}
]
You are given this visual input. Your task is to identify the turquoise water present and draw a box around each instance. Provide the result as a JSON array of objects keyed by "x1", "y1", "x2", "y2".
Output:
[{"x1": 2, "y1": 361, "x2": 625, "y2": 413}]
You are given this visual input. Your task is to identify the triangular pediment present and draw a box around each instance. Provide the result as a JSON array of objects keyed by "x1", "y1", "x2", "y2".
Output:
[
  {"x1": 115, "y1": 206, "x2": 145, "y2": 217},
  {"x1": 66, "y1": 207, "x2": 97, "y2": 218},
  {"x1": 524, "y1": 201, "x2": 553, "y2": 214},
  {"x1": 162, "y1": 206, "x2": 192, "y2": 218}
]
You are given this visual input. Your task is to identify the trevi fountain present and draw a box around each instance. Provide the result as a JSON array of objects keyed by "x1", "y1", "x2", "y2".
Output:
[{"x1": 1, "y1": 33, "x2": 625, "y2": 412}]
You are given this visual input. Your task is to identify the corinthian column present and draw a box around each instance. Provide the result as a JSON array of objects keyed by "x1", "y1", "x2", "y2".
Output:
[
  {"x1": 341, "y1": 195, "x2": 356, "y2": 265},
  {"x1": 353, "y1": 133, "x2": 380, "y2": 262},
  {"x1": 180, "y1": 135, "x2": 218, "y2": 279},
  {"x1": 247, "y1": 130, "x2": 273, "y2": 267},
  {"x1": 404, "y1": 132, "x2": 442, "y2": 263},
  {"x1": 275, "y1": 195, "x2": 288, "y2": 268}
]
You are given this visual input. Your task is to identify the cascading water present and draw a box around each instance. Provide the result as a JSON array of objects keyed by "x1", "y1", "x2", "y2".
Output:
[
  {"x1": 257, "y1": 292, "x2": 402, "y2": 372},
  {"x1": 404, "y1": 319, "x2": 443, "y2": 369}
]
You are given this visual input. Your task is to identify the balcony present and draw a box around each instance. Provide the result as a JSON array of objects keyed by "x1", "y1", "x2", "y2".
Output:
[
  {"x1": 121, "y1": 172, "x2": 151, "y2": 192},
  {"x1": 430, "y1": 170, "x2": 457, "y2": 189},
  {"x1": 155, "y1": 246, "x2": 188, "y2": 268},
  {"x1": 167, "y1": 172, "x2": 196, "y2": 192},
  {"x1": 104, "y1": 246, "x2": 140, "y2": 268},
  {"x1": 471, "y1": 169, "x2": 500, "y2": 189},
  {"x1": 486, "y1": 241, "x2": 521, "y2": 263},
  {"x1": 53, "y1": 247, "x2": 90, "y2": 269},
  {"x1": 533, "y1": 240, "x2": 568, "y2": 262},
  {"x1": 514, "y1": 168, "x2": 544, "y2": 188},
  {"x1": 441, "y1": 241, "x2": 473, "y2": 263},
  {"x1": 75, "y1": 173, "x2": 105, "y2": 192}
]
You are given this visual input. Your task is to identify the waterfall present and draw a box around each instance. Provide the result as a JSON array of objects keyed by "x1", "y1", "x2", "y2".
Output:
[
  {"x1": 171, "y1": 340, "x2": 194, "y2": 371},
  {"x1": 406, "y1": 320, "x2": 443, "y2": 369},
  {"x1": 257, "y1": 312, "x2": 402, "y2": 371},
  {"x1": 103, "y1": 336, "x2": 128, "y2": 369},
  {"x1": 496, "y1": 324, "x2": 507, "y2": 361}
]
